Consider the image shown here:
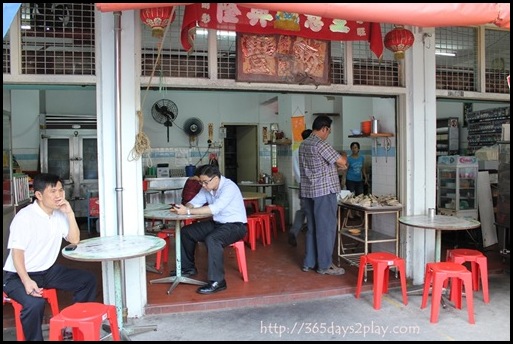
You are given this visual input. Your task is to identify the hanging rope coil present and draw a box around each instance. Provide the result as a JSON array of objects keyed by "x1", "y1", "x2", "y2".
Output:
[{"x1": 128, "y1": 6, "x2": 176, "y2": 166}]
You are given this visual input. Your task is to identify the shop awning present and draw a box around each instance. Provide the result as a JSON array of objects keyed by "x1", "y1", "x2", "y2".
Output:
[{"x1": 96, "y1": 3, "x2": 510, "y2": 29}]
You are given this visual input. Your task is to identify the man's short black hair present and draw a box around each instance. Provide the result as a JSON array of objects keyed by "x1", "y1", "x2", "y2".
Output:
[
  {"x1": 195, "y1": 164, "x2": 221, "y2": 178},
  {"x1": 312, "y1": 115, "x2": 332, "y2": 131},
  {"x1": 33, "y1": 173, "x2": 63, "y2": 194}
]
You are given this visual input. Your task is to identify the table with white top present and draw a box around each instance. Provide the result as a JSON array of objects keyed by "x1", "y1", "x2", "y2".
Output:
[
  {"x1": 145, "y1": 209, "x2": 211, "y2": 294},
  {"x1": 398, "y1": 215, "x2": 480, "y2": 262},
  {"x1": 398, "y1": 215, "x2": 481, "y2": 305},
  {"x1": 62, "y1": 235, "x2": 166, "y2": 340}
]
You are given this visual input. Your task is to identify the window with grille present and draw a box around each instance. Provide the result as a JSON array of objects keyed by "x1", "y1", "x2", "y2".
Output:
[
  {"x1": 19, "y1": 3, "x2": 95, "y2": 75},
  {"x1": 217, "y1": 30, "x2": 237, "y2": 80},
  {"x1": 141, "y1": 6, "x2": 208, "y2": 79},
  {"x1": 330, "y1": 41, "x2": 345, "y2": 85},
  {"x1": 353, "y1": 24, "x2": 400, "y2": 87},
  {"x1": 435, "y1": 27, "x2": 477, "y2": 92},
  {"x1": 484, "y1": 29, "x2": 510, "y2": 94}
]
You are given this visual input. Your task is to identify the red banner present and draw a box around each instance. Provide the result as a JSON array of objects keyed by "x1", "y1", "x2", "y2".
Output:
[{"x1": 181, "y1": 3, "x2": 383, "y2": 59}]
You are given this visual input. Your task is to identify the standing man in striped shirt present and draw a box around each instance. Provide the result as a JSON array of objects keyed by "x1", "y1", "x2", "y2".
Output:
[{"x1": 299, "y1": 115, "x2": 347, "y2": 275}]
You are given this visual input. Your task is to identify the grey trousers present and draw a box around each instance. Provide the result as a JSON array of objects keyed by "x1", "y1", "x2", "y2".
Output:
[{"x1": 302, "y1": 193, "x2": 338, "y2": 271}]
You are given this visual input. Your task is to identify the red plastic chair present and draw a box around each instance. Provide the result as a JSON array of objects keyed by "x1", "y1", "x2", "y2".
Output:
[
  {"x1": 49, "y1": 302, "x2": 121, "y2": 341},
  {"x1": 446, "y1": 248, "x2": 490, "y2": 303},
  {"x1": 230, "y1": 240, "x2": 249, "y2": 282},
  {"x1": 249, "y1": 212, "x2": 272, "y2": 245},
  {"x1": 155, "y1": 228, "x2": 175, "y2": 270},
  {"x1": 265, "y1": 204, "x2": 286, "y2": 233},
  {"x1": 355, "y1": 252, "x2": 408, "y2": 310},
  {"x1": 244, "y1": 217, "x2": 266, "y2": 251},
  {"x1": 421, "y1": 262, "x2": 475, "y2": 324},
  {"x1": 3, "y1": 289, "x2": 60, "y2": 341}
]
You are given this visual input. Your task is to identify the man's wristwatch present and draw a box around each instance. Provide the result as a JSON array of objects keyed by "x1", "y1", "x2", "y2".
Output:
[{"x1": 187, "y1": 208, "x2": 191, "y2": 215}]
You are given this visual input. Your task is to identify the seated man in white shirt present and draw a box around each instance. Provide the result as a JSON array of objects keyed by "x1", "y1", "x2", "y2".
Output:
[{"x1": 171, "y1": 164, "x2": 247, "y2": 294}]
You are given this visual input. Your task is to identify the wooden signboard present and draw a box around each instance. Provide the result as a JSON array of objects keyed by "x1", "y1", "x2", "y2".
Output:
[{"x1": 237, "y1": 33, "x2": 330, "y2": 85}]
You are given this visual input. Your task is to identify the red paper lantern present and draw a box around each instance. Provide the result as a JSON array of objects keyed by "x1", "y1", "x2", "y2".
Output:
[
  {"x1": 384, "y1": 25, "x2": 415, "y2": 60},
  {"x1": 140, "y1": 6, "x2": 176, "y2": 39}
]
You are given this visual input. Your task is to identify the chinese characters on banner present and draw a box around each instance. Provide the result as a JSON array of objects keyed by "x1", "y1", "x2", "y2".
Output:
[{"x1": 181, "y1": 3, "x2": 383, "y2": 59}]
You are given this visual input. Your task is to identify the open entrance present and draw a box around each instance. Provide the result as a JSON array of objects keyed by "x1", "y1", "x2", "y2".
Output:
[{"x1": 222, "y1": 124, "x2": 258, "y2": 183}]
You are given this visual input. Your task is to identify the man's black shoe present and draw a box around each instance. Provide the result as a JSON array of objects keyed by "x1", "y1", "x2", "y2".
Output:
[
  {"x1": 170, "y1": 268, "x2": 197, "y2": 277},
  {"x1": 288, "y1": 233, "x2": 297, "y2": 247},
  {"x1": 197, "y1": 280, "x2": 227, "y2": 294}
]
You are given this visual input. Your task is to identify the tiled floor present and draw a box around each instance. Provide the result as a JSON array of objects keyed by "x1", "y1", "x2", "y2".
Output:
[{"x1": 3, "y1": 219, "x2": 508, "y2": 328}]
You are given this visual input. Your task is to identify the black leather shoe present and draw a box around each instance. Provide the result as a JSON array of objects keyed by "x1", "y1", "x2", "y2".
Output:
[
  {"x1": 196, "y1": 280, "x2": 227, "y2": 294},
  {"x1": 170, "y1": 268, "x2": 197, "y2": 277}
]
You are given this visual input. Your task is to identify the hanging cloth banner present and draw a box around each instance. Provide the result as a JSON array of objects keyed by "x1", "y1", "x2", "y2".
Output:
[
  {"x1": 181, "y1": 3, "x2": 384, "y2": 59},
  {"x1": 291, "y1": 115, "x2": 306, "y2": 143}
]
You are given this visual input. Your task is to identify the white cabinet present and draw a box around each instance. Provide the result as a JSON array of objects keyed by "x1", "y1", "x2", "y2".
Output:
[{"x1": 437, "y1": 155, "x2": 478, "y2": 219}]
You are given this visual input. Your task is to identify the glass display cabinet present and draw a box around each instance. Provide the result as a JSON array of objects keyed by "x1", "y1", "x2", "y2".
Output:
[{"x1": 437, "y1": 155, "x2": 479, "y2": 219}]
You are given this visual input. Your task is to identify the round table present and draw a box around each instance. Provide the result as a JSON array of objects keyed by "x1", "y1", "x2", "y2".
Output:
[
  {"x1": 242, "y1": 192, "x2": 267, "y2": 212},
  {"x1": 62, "y1": 235, "x2": 166, "y2": 340},
  {"x1": 398, "y1": 215, "x2": 481, "y2": 262},
  {"x1": 241, "y1": 191, "x2": 267, "y2": 200},
  {"x1": 239, "y1": 181, "x2": 284, "y2": 206},
  {"x1": 144, "y1": 210, "x2": 211, "y2": 294}
]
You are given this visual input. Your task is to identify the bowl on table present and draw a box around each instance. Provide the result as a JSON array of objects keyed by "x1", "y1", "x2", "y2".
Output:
[{"x1": 350, "y1": 129, "x2": 362, "y2": 135}]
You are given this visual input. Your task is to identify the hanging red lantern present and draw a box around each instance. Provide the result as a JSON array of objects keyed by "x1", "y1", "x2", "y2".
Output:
[
  {"x1": 140, "y1": 6, "x2": 176, "y2": 39},
  {"x1": 384, "y1": 25, "x2": 415, "y2": 60}
]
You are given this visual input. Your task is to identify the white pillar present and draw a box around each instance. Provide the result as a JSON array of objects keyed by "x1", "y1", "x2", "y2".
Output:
[
  {"x1": 96, "y1": 9, "x2": 147, "y2": 317},
  {"x1": 400, "y1": 27, "x2": 437, "y2": 285}
]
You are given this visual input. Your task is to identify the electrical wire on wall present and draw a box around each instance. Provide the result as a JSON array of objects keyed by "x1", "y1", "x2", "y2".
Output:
[{"x1": 128, "y1": 7, "x2": 176, "y2": 166}]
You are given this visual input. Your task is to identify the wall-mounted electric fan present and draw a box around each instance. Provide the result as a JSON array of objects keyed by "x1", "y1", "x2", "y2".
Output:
[
  {"x1": 151, "y1": 99, "x2": 178, "y2": 142},
  {"x1": 183, "y1": 117, "x2": 204, "y2": 146}
]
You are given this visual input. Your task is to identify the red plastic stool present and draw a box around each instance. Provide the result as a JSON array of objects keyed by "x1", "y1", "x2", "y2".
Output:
[
  {"x1": 244, "y1": 217, "x2": 265, "y2": 251},
  {"x1": 421, "y1": 262, "x2": 475, "y2": 324},
  {"x1": 244, "y1": 199, "x2": 260, "y2": 213},
  {"x1": 230, "y1": 240, "x2": 249, "y2": 282},
  {"x1": 3, "y1": 289, "x2": 60, "y2": 341},
  {"x1": 355, "y1": 252, "x2": 408, "y2": 310},
  {"x1": 446, "y1": 248, "x2": 489, "y2": 303},
  {"x1": 155, "y1": 228, "x2": 175, "y2": 270},
  {"x1": 265, "y1": 204, "x2": 286, "y2": 233},
  {"x1": 49, "y1": 302, "x2": 121, "y2": 341},
  {"x1": 249, "y1": 212, "x2": 272, "y2": 245},
  {"x1": 259, "y1": 211, "x2": 278, "y2": 239}
]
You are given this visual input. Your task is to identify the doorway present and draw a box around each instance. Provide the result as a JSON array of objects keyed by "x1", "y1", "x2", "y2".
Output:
[{"x1": 222, "y1": 124, "x2": 258, "y2": 184}]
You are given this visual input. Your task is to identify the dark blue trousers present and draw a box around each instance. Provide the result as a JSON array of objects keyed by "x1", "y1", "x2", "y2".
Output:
[
  {"x1": 3, "y1": 264, "x2": 97, "y2": 341},
  {"x1": 180, "y1": 221, "x2": 247, "y2": 282}
]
